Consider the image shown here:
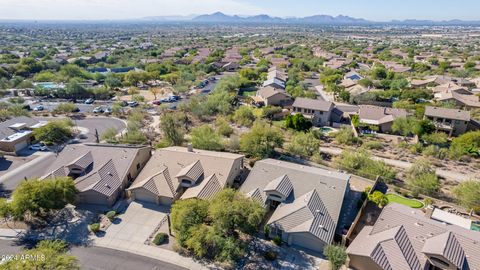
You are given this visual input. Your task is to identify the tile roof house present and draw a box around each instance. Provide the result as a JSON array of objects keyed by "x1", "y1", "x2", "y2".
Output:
[
  {"x1": 41, "y1": 144, "x2": 151, "y2": 207},
  {"x1": 424, "y1": 106, "x2": 471, "y2": 137},
  {"x1": 346, "y1": 203, "x2": 480, "y2": 270},
  {"x1": 0, "y1": 116, "x2": 48, "y2": 153},
  {"x1": 292, "y1": 98, "x2": 334, "y2": 126},
  {"x1": 255, "y1": 86, "x2": 292, "y2": 107},
  {"x1": 434, "y1": 90, "x2": 480, "y2": 109},
  {"x1": 127, "y1": 146, "x2": 244, "y2": 205},
  {"x1": 358, "y1": 105, "x2": 409, "y2": 133},
  {"x1": 239, "y1": 159, "x2": 350, "y2": 253}
]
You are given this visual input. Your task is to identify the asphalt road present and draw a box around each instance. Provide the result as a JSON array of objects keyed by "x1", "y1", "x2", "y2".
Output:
[
  {"x1": 0, "y1": 240, "x2": 186, "y2": 270},
  {"x1": 34, "y1": 116, "x2": 126, "y2": 143},
  {"x1": 29, "y1": 101, "x2": 114, "y2": 113}
]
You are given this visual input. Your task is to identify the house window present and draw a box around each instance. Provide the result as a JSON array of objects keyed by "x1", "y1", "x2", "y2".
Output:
[{"x1": 319, "y1": 111, "x2": 323, "y2": 115}]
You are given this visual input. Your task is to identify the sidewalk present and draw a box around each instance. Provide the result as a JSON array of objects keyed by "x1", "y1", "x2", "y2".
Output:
[
  {"x1": 0, "y1": 228, "x2": 25, "y2": 240},
  {"x1": 93, "y1": 239, "x2": 209, "y2": 270}
]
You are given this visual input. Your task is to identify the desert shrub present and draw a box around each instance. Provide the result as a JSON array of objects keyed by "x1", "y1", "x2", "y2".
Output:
[
  {"x1": 153, "y1": 233, "x2": 169, "y2": 245},
  {"x1": 272, "y1": 236, "x2": 282, "y2": 246},
  {"x1": 106, "y1": 211, "x2": 116, "y2": 221},
  {"x1": 334, "y1": 150, "x2": 396, "y2": 182},
  {"x1": 363, "y1": 141, "x2": 383, "y2": 150},
  {"x1": 89, "y1": 223, "x2": 100, "y2": 233},
  {"x1": 264, "y1": 250, "x2": 277, "y2": 261}
]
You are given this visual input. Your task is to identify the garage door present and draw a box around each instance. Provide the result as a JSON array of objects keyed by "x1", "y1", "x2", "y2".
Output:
[
  {"x1": 133, "y1": 189, "x2": 158, "y2": 204},
  {"x1": 292, "y1": 234, "x2": 325, "y2": 253},
  {"x1": 15, "y1": 141, "x2": 28, "y2": 152}
]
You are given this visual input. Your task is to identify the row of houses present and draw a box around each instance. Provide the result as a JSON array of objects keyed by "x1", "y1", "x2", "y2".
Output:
[{"x1": 29, "y1": 142, "x2": 352, "y2": 253}]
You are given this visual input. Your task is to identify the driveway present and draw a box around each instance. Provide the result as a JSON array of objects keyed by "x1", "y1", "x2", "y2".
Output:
[{"x1": 95, "y1": 201, "x2": 168, "y2": 248}]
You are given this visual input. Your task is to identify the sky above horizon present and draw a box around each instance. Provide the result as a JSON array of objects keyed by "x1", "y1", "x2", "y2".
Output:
[{"x1": 0, "y1": 0, "x2": 479, "y2": 21}]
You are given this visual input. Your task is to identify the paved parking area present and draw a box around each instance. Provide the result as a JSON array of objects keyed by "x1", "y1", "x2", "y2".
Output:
[{"x1": 95, "y1": 201, "x2": 168, "y2": 247}]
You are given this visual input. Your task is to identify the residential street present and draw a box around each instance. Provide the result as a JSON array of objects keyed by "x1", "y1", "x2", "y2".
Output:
[
  {"x1": 0, "y1": 239, "x2": 186, "y2": 270},
  {"x1": 319, "y1": 146, "x2": 472, "y2": 182},
  {"x1": 34, "y1": 116, "x2": 127, "y2": 143}
]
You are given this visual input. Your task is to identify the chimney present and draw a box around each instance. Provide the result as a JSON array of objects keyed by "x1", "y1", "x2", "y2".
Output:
[
  {"x1": 425, "y1": 205, "x2": 435, "y2": 219},
  {"x1": 187, "y1": 143, "x2": 193, "y2": 152}
]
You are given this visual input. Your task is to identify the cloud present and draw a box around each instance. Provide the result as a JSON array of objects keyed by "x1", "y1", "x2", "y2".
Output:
[{"x1": 0, "y1": 0, "x2": 267, "y2": 20}]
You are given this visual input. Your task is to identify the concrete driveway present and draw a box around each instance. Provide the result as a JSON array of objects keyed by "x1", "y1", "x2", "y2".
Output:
[{"x1": 95, "y1": 201, "x2": 168, "y2": 247}]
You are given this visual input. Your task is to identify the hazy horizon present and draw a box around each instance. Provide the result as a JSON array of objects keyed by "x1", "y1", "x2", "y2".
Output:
[{"x1": 1, "y1": 0, "x2": 480, "y2": 21}]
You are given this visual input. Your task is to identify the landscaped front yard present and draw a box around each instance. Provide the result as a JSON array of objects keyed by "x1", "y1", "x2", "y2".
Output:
[{"x1": 386, "y1": 193, "x2": 424, "y2": 208}]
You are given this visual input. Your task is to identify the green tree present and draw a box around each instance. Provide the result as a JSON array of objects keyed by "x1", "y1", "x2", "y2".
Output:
[
  {"x1": 262, "y1": 106, "x2": 282, "y2": 123},
  {"x1": 323, "y1": 244, "x2": 347, "y2": 270},
  {"x1": 286, "y1": 131, "x2": 320, "y2": 158},
  {"x1": 392, "y1": 117, "x2": 413, "y2": 137},
  {"x1": 101, "y1": 127, "x2": 119, "y2": 143},
  {"x1": 9, "y1": 177, "x2": 77, "y2": 221},
  {"x1": 285, "y1": 113, "x2": 312, "y2": 132},
  {"x1": 233, "y1": 106, "x2": 256, "y2": 127},
  {"x1": 2, "y1": 240, "x2": 79, "y2": 269},
  {"x1": 160, "y1": 113, "x2": 185, "y2": 146},
  {"x1": 368, "y1": 191, "x2": 389, "y2": 208},
  {"x1": 333, "y1": 127, "x2": 362, "y2": 146},
  {"x1": 453, "y1": 180, "x2": 480, "y2": 213},
  {"x1": 53, "y1": 103, "x2": 77, "y2": 114},
  {"x1": 405, "y1": 159, "x2": 439, "y2": 196},
  {"x1": 215, "y1": 117, "x2": 234, "y2": 137},
  {"x1": 171, "y1": 189, "x2": 264, "y2": 263},
  {"x1": 33, "y1": 120, "x2": 73, "y2": 145},
  {"x1": 190, "y1": 125, "x2": 223, "y2": 151},
  {"x1": 450, "y1": 131, "x2": 480, "y2": 158},
  {"x1": 240, "y1": 121, "x2": 283, "y2": 158}
]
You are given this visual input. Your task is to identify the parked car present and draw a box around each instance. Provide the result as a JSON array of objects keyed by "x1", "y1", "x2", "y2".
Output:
[
  {"x1": 33, "y1": 105, "x2": 44, "y2": 111},
  {"x1": 84, "y1": 98, "x2": 95, "y2": 104},
  {"x1": 29, "y1": 143, "x2": 48, "y2": 151},
  {"x1": 170, "y1": 95, "x2": 180, "y2": 101},
  {"x1": 152, "y1": 100, "x2": 162, "y2": 105},
  {"x1": 128, "y1": 101, "x2": 139, "y2": 107},
  {"x1": 93, "y1": 107, "x2": 104, "y2": 113},
  {"x1": 104, "y1": 107, "x2": 112, "y2": 114},
  {"x1": 208, "y1": 76, "x2": 217, "y2": 81}
]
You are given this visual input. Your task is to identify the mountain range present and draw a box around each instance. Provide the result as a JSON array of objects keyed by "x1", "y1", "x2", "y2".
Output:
[{"x1": 142, "y1": 12, "x2": 480, "y2": 25}]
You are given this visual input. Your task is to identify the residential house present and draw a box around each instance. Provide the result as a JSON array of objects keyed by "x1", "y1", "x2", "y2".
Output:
[
  {"x1": 324, "y1": 57, "x2": 352, "y2": 70},
  {"x1": 358, "y1": 105, "x2": 409, "y2": 133},
  {"x1": 424, "y1": 106, "x2": 470, "y2": 136},
  {"x1": 380, "y1": 61, "x2": 411, "y2": 73},
  {"x1": 346, "y1": 203, "x2": 480, "y2": 270},
  {"x1": 127, "y1": 146, "x2": 244, "y2": 206},
  {"x1": 435, "y1": 90, "x2": 480, "y2": 109},
  {"x1": 240, "y1": 159, "x2": 350, "y2": 253},
  {"x1": 409, "y1": 77, "x2": 436, "y2": 88},
  {"x1": 42, "y1": 144, "x2": 151, "y2": 207},
  {"x1": 255, "y1": 86, "x2": 292, "y2": 107},
  {"x1": 0, "y1": 116, "x2": 48, "y2": 153},
  {"x1": 292, "y1": 98, "x2": 334, "y2": 126}
]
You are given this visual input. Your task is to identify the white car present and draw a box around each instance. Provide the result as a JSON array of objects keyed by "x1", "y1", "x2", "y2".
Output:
[
  {"x1": 29, "y1": 143, "x2": 48, "y2": 151},
  {"x1": 93, "y1": 107, "x2": 104, "y2": 113}
]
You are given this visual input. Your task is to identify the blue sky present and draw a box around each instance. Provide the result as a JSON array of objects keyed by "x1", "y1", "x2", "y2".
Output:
[{"x1": 0, "y1": 0, "x2": 479, "y2": 20}]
